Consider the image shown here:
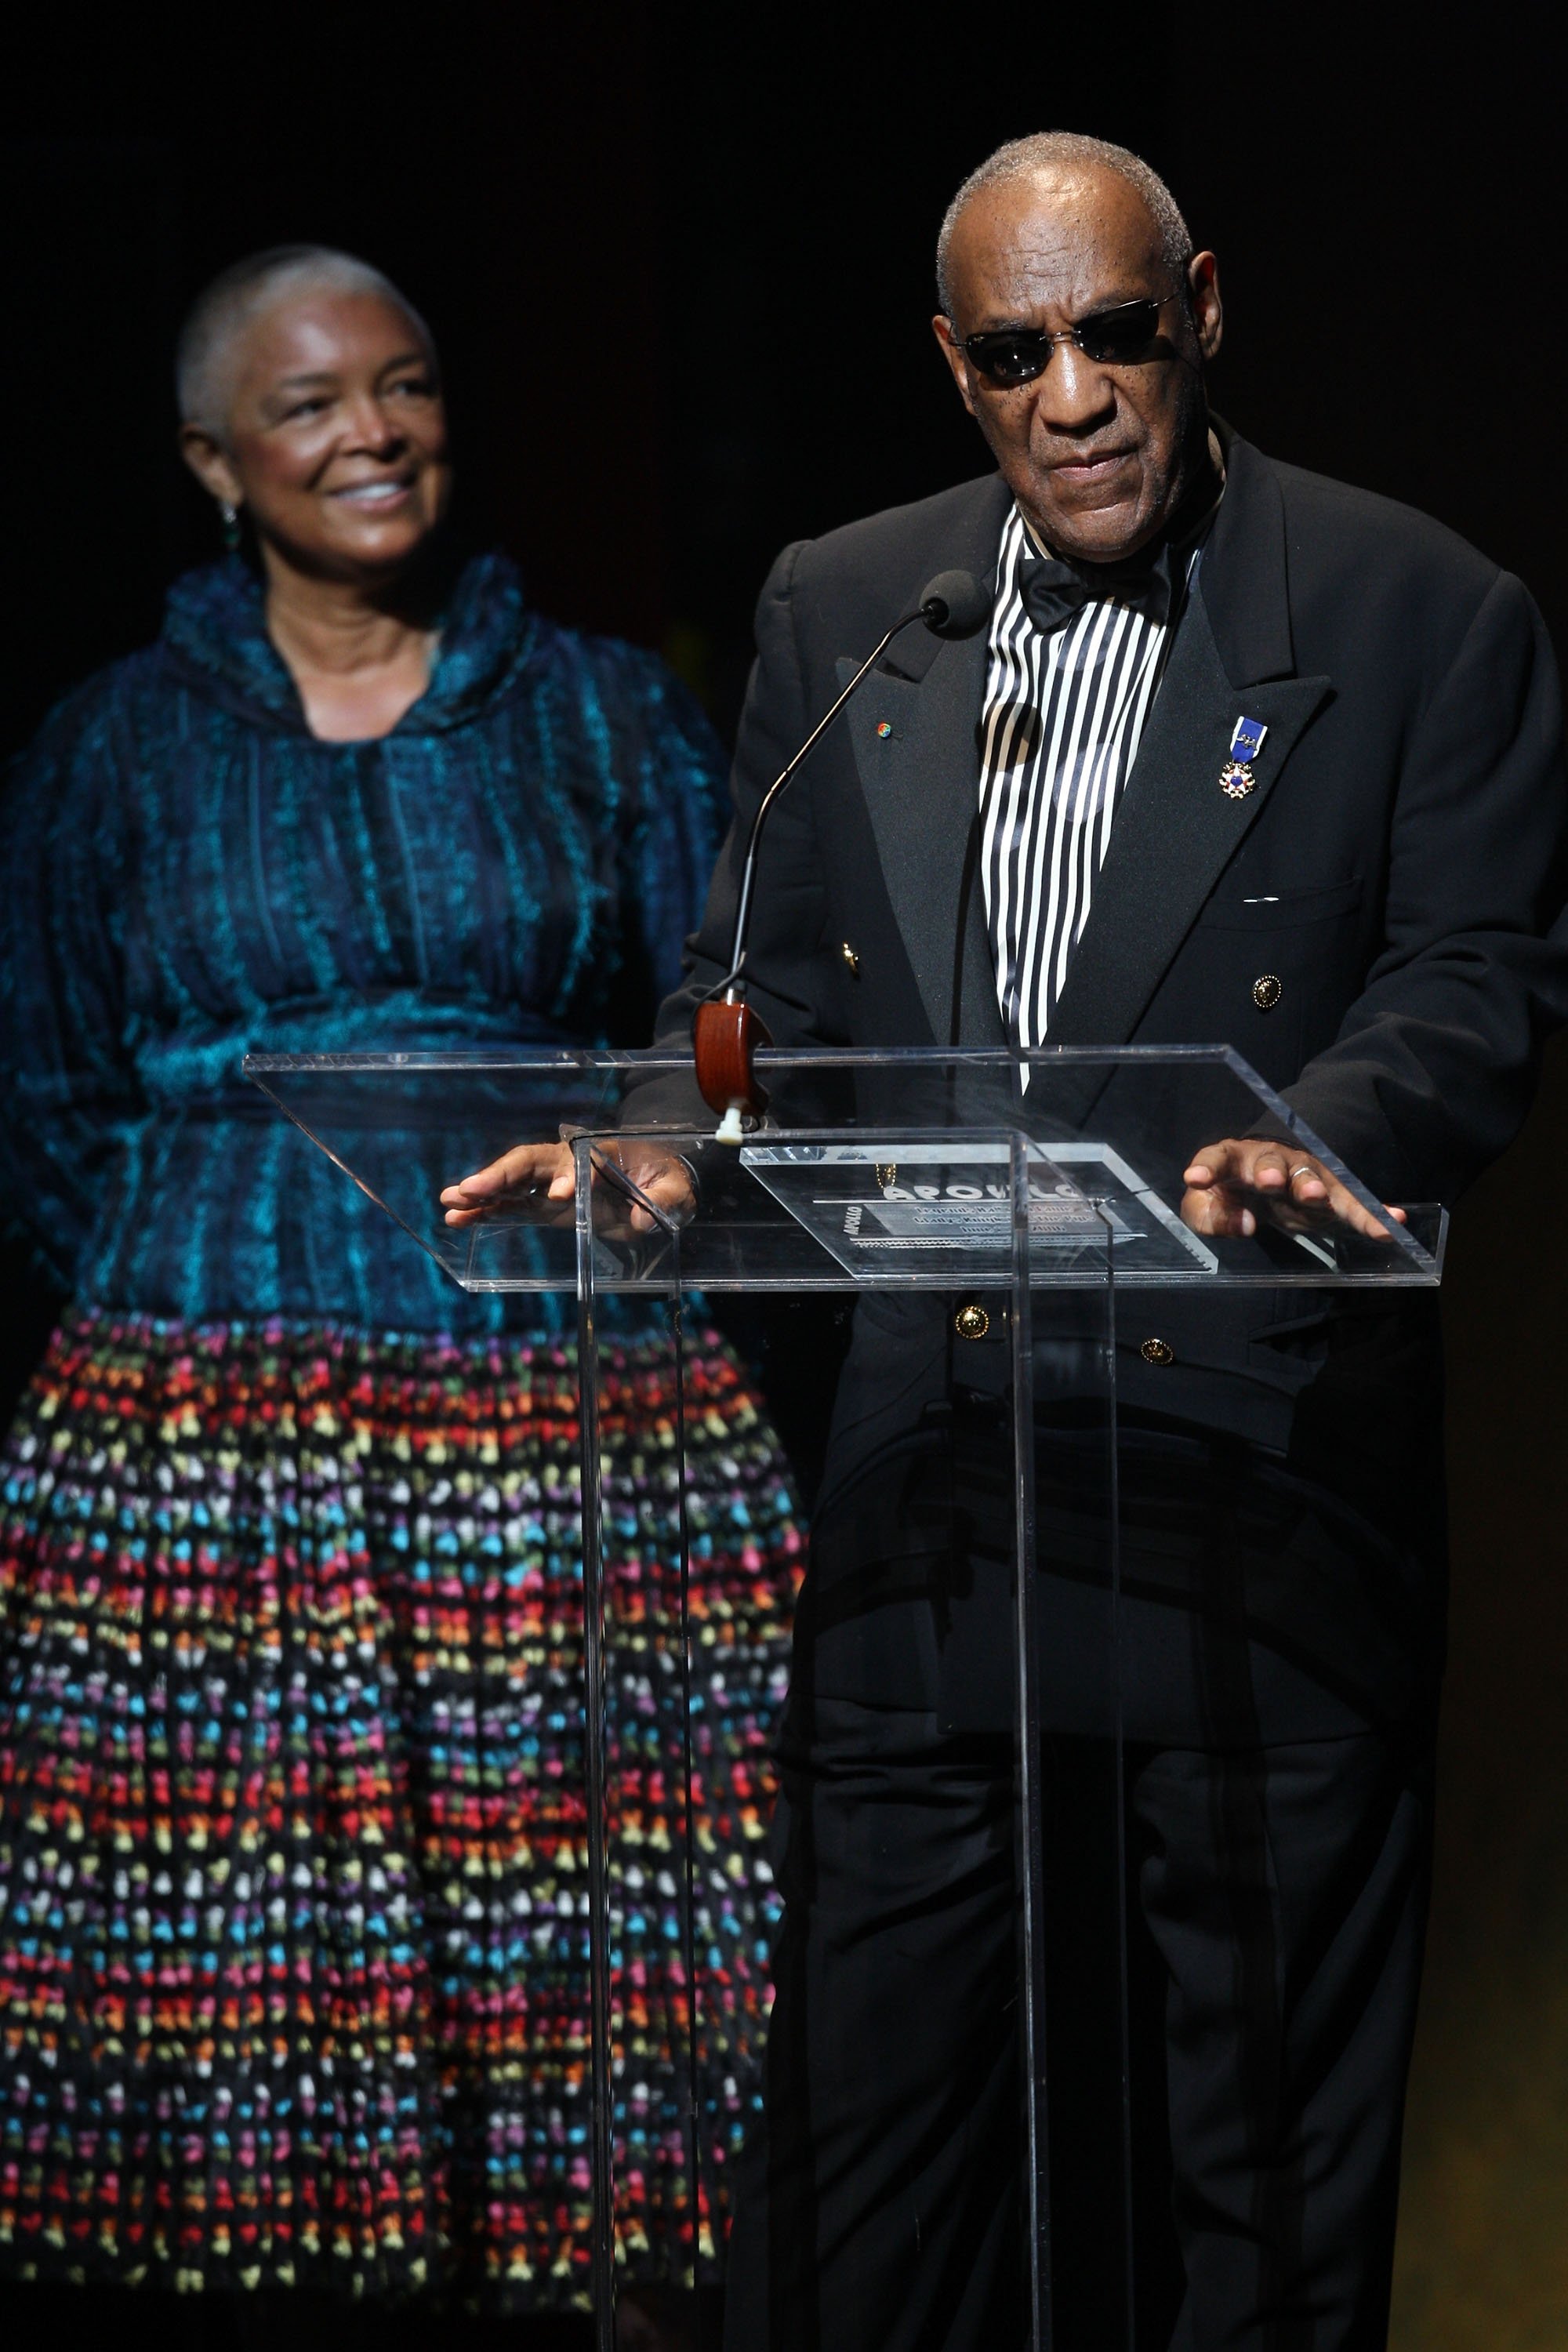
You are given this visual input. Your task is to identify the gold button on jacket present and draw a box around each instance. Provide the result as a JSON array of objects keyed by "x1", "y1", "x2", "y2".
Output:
[
  {"x1": 954, "y1": 1303, "x2": 990, "y2": 1341},
  {"x1": 1139, "y1": 1337, "x2": 1175, "y2": 1366},
  {"x1": 1252, "y1": 973, "x2": 1283, "y2": 1011}
]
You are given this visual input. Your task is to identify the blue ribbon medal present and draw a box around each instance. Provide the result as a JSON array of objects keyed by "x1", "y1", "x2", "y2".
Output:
[{"x1": 1219, "y1": 713, "x2": 1269, "y2": 800}]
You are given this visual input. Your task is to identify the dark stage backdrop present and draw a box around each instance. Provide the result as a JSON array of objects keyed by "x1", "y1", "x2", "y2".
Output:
[{"x1": 3, "y1": 12, "x2": 1566, "y2": 2340}]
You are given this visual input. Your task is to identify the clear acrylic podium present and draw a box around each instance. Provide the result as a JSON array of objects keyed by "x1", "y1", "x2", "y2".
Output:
[{"x1": 245, "y1": 1043, "x2": 1443, "y2": 2350}]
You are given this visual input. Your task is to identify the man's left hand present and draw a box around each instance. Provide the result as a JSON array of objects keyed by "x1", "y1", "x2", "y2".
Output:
[{"x1": 1181, "y1": 1137, "x2": 1407, "y2": 1240}]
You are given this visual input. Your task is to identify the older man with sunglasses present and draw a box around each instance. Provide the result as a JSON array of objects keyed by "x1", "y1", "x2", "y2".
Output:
[
  {"x1": 452, "y1": 129, "x2": 1568, "y2": 2352},
  {"x1": 670, "y1": 130, "x2": 1566, "y2": 2352}
]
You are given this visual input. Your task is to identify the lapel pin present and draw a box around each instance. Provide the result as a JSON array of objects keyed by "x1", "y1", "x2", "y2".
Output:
[
  {"x1": 875, "y1": 720, "x2": 893, "y2": 739},
  {"x1": 1219, "y1": 713, "x2": 1269, "y2": 800}
]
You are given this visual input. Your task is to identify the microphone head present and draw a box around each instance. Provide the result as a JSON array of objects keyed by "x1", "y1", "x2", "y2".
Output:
[{"x1": 919, "y1": 568, "x2": 993, "y2": 638}]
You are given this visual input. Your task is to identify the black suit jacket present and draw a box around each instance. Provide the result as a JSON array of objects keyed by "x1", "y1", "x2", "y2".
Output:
[{"x1": 647, "y1": 427, "x2": 1568, "y2": 1739}]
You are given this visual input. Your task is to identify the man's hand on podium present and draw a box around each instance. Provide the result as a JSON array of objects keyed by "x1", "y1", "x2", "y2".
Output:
[
  {"x1": 1180, "y1": 1137, "x2": 1407, "y2": 1241},
  {"x1": 441, "y1": 1140, "x2": 698, "y2": 1236}
]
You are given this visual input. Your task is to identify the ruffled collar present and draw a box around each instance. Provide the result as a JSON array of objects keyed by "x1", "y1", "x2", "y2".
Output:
[{"x1": 160, "y1": 547, "x2": 540, "y2": 737}]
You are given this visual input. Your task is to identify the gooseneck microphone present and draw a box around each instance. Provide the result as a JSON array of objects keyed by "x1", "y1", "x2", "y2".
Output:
[
  {"x1": 713, "y1": 571, "x2": 993, "y2": 1001},
  {"x1": 694, "y1": 569, "x2": 993, "y2": 1139}
]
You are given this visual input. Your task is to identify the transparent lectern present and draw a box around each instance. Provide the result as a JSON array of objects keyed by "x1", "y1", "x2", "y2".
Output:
[{"x1": 245, "y1": 1042, "x2": 1443, "y2": 2350}]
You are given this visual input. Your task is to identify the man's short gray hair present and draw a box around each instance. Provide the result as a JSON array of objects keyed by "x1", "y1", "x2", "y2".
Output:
[
  {"x1": 935, "y1": 132, "x2": 1192, "y2": 318},
  {"x1": 176, "y1": 245, "x2": 435, "y2": 434}
]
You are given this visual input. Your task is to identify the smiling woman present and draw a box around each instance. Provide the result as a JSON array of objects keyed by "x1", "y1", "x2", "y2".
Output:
[
  {"x1": 0, "y1": 247, "x2": 804, "y2": 2348},
  {"x1": 176, "y1": 247, "x2": 453, "y2": 739}
]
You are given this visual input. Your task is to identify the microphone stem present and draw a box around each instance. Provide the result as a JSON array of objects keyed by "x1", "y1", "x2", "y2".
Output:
[{"x1": 714, "y1": 604, "x2": 930, "y2": 996}]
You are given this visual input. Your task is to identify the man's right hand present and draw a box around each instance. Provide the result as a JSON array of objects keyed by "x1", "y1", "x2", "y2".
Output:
[
  {"x1": 1181, "y1": 1136, "x2": 1404, "y2": 1240},
  {"x1": 440, "y1": 1139, "x2": 697, "y2": 1235}
]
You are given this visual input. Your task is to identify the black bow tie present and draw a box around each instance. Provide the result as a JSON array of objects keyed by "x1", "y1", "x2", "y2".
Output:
[{"x1": 1018, "y1": 540, "x2": 1178, "y2": 637}]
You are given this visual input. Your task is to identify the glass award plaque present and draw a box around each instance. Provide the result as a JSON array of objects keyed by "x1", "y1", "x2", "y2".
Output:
[{"x1": 740, "y1": 1135, "x2": 1220, "y2": 1281}]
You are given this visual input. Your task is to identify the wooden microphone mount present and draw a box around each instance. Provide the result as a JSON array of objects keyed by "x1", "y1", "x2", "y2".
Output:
[{"x1": 693, "y1": 993, "x2": 771, "y2": 1145}]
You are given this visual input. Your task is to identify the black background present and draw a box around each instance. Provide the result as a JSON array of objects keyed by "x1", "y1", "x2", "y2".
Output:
[{"x1": 4, "y1": 9, "x2": 1566, "y2": 2336}]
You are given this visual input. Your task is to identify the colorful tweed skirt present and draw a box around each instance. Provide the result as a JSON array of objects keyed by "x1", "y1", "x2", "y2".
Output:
[{"x1": 0, "y1": 1306, "x2": 804, "y2": 2307}]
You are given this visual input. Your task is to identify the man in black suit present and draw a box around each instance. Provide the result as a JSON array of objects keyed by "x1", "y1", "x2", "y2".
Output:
[{"x1": 445, "y1": 132, "x2": 1568, "y2": 2350}]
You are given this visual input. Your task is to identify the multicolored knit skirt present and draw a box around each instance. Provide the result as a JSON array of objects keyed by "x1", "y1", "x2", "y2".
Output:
[{"x1": 0, "y1": 1306, "x2": 804, "y2": 2308}]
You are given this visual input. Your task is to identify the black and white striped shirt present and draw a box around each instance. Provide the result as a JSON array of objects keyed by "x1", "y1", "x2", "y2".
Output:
[{"x1": 979, "y1": 503, "x2": 1201, "y2": 1047}]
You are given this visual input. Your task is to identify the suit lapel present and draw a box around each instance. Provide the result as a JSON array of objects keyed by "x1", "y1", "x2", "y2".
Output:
[
  {"x1": 1047, "y1": 593, "x2": 1330, "y2": 1045},
  {"x1": 1048, "y1": 434, "x2": 1332, "y2": 1047},
  {"x1": 840, "y1": 474, "x2": 1011, "y2": 1048},
  {"x1": 843, "y1": 633, "x2": 1005, "y2": 1047}
]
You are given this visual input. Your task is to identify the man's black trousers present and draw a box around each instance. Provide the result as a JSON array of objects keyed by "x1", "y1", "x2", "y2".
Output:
[{"x1": 723, "y1": 1695, "x2": 1431, "y2": 2352}]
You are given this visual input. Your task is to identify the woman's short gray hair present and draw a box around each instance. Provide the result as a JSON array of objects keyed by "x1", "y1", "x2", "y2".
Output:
[
  {"x1": 936, "y1": 132, "x2": 1192, "y2": 318},
  {"x1": 176, "y1": 245, "x2": 435, "y2": 434}
]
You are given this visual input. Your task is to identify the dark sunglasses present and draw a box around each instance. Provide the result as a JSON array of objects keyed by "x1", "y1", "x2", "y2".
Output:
[{"x1": 960, "y1": 290, "x2": 1182, "y2": 387}]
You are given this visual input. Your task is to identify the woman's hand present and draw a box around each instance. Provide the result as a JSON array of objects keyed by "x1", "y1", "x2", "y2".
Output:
[
  {"x1": 441, "y1": 1139, "x2": 697, "y2": 1235},
  {"x1": 1180, "y1": 1137, "x2": 1406, "y2": 1241}
]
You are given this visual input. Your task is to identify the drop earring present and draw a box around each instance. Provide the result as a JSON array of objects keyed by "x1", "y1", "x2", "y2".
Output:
[{"x1": 219, "y1": 499, "x2": 241, "y2": 553}]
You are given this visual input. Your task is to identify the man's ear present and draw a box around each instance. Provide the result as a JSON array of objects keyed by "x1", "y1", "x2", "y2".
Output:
[
  {"x1": 1188, "y1": 253, "x2": 1223, "y2": 365},
  {"x1": 180, "y1": 421, "x2": 243, "y2": 507},
  {"x1": 932, "y1": 315, "x2": 978, "y2": 418}
]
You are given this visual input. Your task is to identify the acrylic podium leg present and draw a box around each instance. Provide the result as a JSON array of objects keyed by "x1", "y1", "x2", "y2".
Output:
[
  {"x1": 575, "y1": 1139, "x2": 708, "y2": 2350},
  {"x1": 575, "y1": 1138, "x2": 618, "y2": 2347},
  {"x1": 1015, "y1": 1138, "x2": 1134, "y2": 2352},
  {"x1": 666, "y1": 1278, "x2": 713, "y2": 2318},
  {"x1": 1010, "y1": 1133, "x2": 1050, "y2": 2349}
]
